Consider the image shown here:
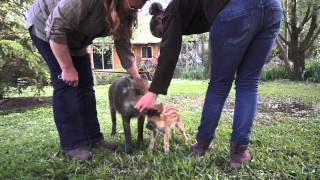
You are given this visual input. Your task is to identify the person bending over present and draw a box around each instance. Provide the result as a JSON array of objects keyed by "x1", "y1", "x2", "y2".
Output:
[{"x1": 135, "y1": 0, "x2": 282, "y2": 168}]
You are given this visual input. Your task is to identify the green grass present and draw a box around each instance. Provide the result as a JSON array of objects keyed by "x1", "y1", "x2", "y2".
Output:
[
  {"x1": 0, "y1": 80, "x2": 319, "y2": 179},
  {"x1": 259, "y1": 80, "x2": 320, "y2": 102}
]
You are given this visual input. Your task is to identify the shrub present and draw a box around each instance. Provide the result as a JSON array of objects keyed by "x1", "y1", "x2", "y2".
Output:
[
  {"x1": 0, "y1": 40, "x2": 50, "y2": 99},
  {"x1": 93, "y1": 71, "x2": 124, "y2": 85},
  {"x1": 260, "y1": 64, "x2": 289, "y2": 81},
  {"x1": 303, "y1": 59, "x2": 320, "y2": 83},
  {"x1": 174, "y1": 66, "x2": 206, "y2": 80}
]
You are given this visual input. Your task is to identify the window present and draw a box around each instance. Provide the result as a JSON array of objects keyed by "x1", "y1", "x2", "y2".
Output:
[
  {"x1": 93, "y1": 49, "x2": 113, "y2": 70},
  {"x1": 141, "y1": 46, "x2": 152, "y2": 59}
]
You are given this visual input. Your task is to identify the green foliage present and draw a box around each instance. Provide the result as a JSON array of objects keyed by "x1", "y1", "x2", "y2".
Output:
[
  {"x1": 271, "y1": 47, "x2": 281, "y2": 59},
  {"x1": 303, "y1": 47, "x2": 320, "y2": 82},
  {"x1": 0, "y1": 40, "x2": 49, "y2": 99},
  {"x1": 92, "y1": 37, "x2": 113, "y2": 55},
  {"x1": 303, "y1": 59, "x2": 320, "y2": 82},
  {"x1": 0, "y1": 0, "x2": 49, "y2": 99},
  {"x1": 174, "y1": 66, "x2": 206, "y2": 80},
  {"x1": 0, "y1": 0, "x2": 32, "y2": 39},
  {"x1": 0, "y1": 81, "x2": 319, "y2": 179},
  {"x1": 182, "y1": 33, "x2": 209, "y2": 44},
  {"x1": 93, "y1": 72, "x2": 124, "y2": 85},
  {"x1": 260, "y1": 64, "x2": 289, "y2": 81}
]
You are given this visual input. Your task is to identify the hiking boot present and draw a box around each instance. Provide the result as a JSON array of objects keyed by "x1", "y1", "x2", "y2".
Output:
[
  {"x1": 191, "y1": 142, "x2": 210, "y2": 156},
  {"x1": 93, "y1": 139, "x2": 117, "y2": 151},
  {"x1": 64, "y1": 146, "x2": 92, "y2": 161},
  {"x1": 230, "y1": 143, "x2": 252, "y2": 168}
]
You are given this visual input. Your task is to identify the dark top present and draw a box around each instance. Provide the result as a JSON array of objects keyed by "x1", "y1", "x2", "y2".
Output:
[{"x1": 149, "y1": 0, "x2": 229, "y2": 95}]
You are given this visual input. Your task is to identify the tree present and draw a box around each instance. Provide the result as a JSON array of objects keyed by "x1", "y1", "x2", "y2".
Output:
[
  {"x1": 0, "y1": 0, "x2": 31, "y2": 39},
  {"x1": 0, "y1": 0, "x2": 49, "y2": 99},
  {"x1": 278, "y1": 0, "x2": 320, "y2": 80},
  {"x1": 180, "y1": 34, "x2": 210, "y2": 79},
  {"x1": 0, "y1": 40, "x2": 49, "y2": 99}
]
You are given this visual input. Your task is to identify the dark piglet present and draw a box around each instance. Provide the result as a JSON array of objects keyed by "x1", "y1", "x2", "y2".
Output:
[{"x1": 108, "y1": 76, "x2": 149, "y2": 154}]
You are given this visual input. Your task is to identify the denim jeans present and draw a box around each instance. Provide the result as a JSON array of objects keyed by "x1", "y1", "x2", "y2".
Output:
[
  {"x1": 196, "y1": 0, "x2": 282, "y2": 145},
  {"x1": 29, "y1": 30, "x2": 103, "y2": 151}
]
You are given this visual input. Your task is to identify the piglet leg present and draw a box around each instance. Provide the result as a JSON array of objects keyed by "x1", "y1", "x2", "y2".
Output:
[
  {"x1": 164, "y1": 127, "x2": 170, "y2": 154},
  {"x1": 137, "y1": 115, "x2": 145, "y2": 147},
  {"x1": 148, "y1": 130, "x2": 158, "y2": 151},
  {"x1": 110, "y1": 107, "x2": 117, "y2": 136},
  {"x1": 122, "y1": 116, "x2": 133, "y2": 154}
]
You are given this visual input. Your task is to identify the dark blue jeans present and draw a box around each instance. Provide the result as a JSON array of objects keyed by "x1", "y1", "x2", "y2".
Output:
[
  {"x1": 196, "y1": 0, "x2": 282, "y2": 145},
  {"x1": 29, "y1": 30, "x2": 103, "y2": 151}
]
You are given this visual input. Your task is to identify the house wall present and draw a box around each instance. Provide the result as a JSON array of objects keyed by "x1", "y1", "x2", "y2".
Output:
[
  {"x1": 112, "y1": 46, "x2": 121, "y2": 70},
  {"x1": 132, "y1": 46, "x2": 141, "y2": 63},
  {"x1": 151, "y1": 44, "x2": 160, "y2": 64},
  {"x1": 87, "y1": 46, "x2": 94, "y2": 69},
  {"x1": 112, "y1": 43, "x2": 160, "y2": 70}
]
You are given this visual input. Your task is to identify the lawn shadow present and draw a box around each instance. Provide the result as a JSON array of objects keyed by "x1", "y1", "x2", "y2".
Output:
[{"x1": 0, "y1": 96, "x2": 52, "y2": 115}]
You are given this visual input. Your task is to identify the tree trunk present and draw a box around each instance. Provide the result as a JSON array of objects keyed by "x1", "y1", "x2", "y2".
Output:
[
  {"x1": 204, "y1": 40, "x2": 211, "y2": 79},
  {"x1": 284, "y1": 0, "x2": 289, "y2": 60},
  {"x1": 200, "y1": 40, "x2": 210, "y2": 79},
  {"x1": 288, "y1": 23, "x2": 306, "y2": 80},
  {"x1": 290, "y1": 51, "x2": 305, "y2": 80},
  {"x1": 276, "y1": 38, "x2": 292, "y2": 76},
  {"x1": 0, "y1": 90, "x2": 4, "y2": 100}
]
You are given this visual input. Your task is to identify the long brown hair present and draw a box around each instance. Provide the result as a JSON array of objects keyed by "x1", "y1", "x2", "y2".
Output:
[{"x1": 102, "y1": 0, "x2": 139, "y2": 39}]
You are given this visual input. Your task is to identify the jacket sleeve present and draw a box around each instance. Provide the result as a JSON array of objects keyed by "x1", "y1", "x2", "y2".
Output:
[
  {"x1": 149, "y1": 14, "x2": 182, "y2": 95},
  {"x1": 45, "y1": 0, "x2": 94, "y2": 44},
  {"x1": 114, "y1": 22, "x2": 134, "y2": 69}
]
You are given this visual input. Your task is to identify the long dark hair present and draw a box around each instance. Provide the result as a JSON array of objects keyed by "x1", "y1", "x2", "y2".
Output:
[{"x1": 102, "y1": 0, "x2": 140, "y2": 39}]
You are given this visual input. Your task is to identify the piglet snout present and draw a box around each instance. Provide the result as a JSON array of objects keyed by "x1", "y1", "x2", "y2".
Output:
[{"x1": 146, "y1": 122, "x2": 155, "y2": 130}]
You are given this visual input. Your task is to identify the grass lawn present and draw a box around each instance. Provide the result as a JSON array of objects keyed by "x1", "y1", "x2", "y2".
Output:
[{"x1": 0, "y1": 80, "x2": 319, "y2": 179}]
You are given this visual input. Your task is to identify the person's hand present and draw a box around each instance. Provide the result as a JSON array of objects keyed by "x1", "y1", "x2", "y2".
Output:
[
  {"x1": 135, "y1": 91, "x2": 158, "y2": 112},
  {"x1": 60, "y1": 66, "x2": 79, "y2": 87},
  {"x1": 49, "y1": 40, "x2": 78, "y2": 87},
  {"x1": 127, "y1": 63, "x2": 141, "y2": 78}
]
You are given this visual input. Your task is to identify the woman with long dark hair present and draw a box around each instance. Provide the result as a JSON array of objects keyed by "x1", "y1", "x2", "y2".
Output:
[{"x1": 26, "y1": 0, "x2": 148, "y2": 160}]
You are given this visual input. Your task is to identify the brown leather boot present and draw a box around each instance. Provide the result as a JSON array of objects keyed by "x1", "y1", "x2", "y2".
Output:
[
  {"x1": 93, "y1": 139, "x2": 117, "y2": 151},
  {"x1": 230, "y1": 143, "x2": 252, "y2": 168},
  {"x1": 64, "y1": 146, "x2": 92, "y2": 161},
  {"x1": 191, "y1": 142, "x2": 210, "y2": 156}
]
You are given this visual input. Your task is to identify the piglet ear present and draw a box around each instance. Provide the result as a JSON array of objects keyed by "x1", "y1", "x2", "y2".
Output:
[
  {"x1": 128, "y1": 76, "x2": 134, "y2": 80},
  {"x1": 140, "y1": 74, "x2": 149, "y2": 81},
  {"x1": 158, "y1": 103, "x2": 164, "y2": 113},
  {"x1": 125, "y1": 76, "x2": 134, "y2": 85},
  {"x1": 152, "y1": 103, "x2": 163, "y2": 113},
  {"x1": 146, "y1": 108, "x2": 161, "y2": 116}
]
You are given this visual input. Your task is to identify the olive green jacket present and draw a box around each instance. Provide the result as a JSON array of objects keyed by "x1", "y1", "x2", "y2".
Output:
[{"x1": 26, "y1": 0, "x2": 133, "y2": 69}]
